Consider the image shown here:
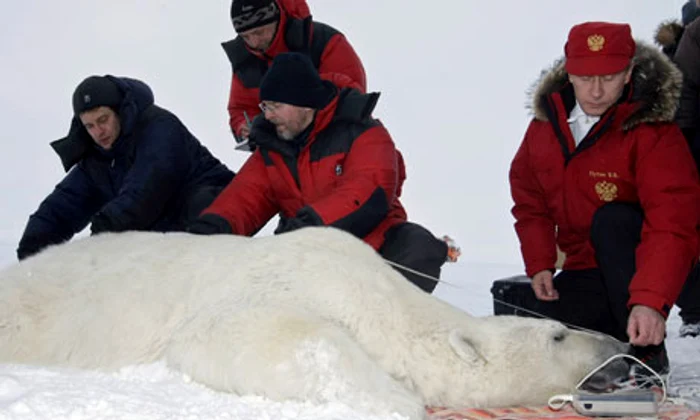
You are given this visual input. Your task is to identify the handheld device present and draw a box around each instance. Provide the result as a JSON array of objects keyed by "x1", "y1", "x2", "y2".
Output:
[{"x1": 559, "y1": 390, "x2": 658, "y2": 417}]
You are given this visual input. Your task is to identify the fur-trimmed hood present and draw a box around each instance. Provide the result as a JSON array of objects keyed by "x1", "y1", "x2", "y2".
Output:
[
  {"x1": 655, "y1": 20, "x2": 684, "y2": 51},
  {"x1": 528, "y1": 42, "x2": 682, "y2": 131}
]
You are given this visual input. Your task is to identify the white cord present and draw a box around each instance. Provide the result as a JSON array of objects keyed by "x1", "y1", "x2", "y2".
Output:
[
  {"x1": 387, "y1": 259, "x2": 673, "y2": 411},
  {"x1": 382, "y1": 259, "x2": 461, "y2": 287},
  {"x1": 574, "y1": 353, "x2": 667, "y2": 404},
  {"x1": 548, "y1": 353, "x2": 668, "y2": 412},
  {"x1": 547, "y1": 394, "x2": 574, "y2": 410}
]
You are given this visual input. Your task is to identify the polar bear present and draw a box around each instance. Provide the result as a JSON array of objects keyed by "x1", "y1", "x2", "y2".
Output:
[{"x1": 0, "y1": 227, "x2": 628, "y2": 419}]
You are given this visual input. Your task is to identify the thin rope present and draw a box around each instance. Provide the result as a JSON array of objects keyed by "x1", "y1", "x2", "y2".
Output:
[
  {"x1": 387, "y1": 259, "x2": 674, "y2": 410},
  {"x1": 384, "y1": 258, "x2": 625, "y2": 342},
  {"x1": 382, "y1": 258, "x2": 461, "y2": 287},
  {"x1": 490, "y1": 297, "x2": 626, "y2": 341}
]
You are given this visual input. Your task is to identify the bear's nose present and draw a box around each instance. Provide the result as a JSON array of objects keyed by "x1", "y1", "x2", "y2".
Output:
[{"x1": 579, "y1": 359, "x2": 631, "y2": 392}]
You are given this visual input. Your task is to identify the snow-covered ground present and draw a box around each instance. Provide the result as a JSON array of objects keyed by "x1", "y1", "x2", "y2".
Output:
[
  {"x1": 0, "y1": 1, "x2": 697, "y2": 419},
  {"x1": 0, "y1": 260, "x2": 697, "y2": 420}
]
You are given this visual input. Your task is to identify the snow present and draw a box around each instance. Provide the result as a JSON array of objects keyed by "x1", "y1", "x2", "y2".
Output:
[
  {"x1": 0, "y1": 1, "x2": 697, "y2": 419},
  {"x1": 0, "y1": 362, "x2": 405, "y2": 420}
]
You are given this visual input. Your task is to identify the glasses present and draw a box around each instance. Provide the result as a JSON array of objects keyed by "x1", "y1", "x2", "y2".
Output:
[{"x1": 259, "y1": 101, "x2": 283, "y2": 113}]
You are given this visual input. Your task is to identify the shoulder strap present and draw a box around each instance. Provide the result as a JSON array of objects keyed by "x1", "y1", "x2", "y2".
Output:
[
  {"x1": 284, "y1": 16, "x2": 312, "y2": 53},
  {"x1": 308, "y1": 21, "x2": 338, "y2": 68}
]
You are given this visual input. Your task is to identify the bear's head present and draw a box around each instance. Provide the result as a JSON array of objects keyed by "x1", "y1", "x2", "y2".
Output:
[{"x1": 427, "y1": 315, "x2": 629, "y2": 408}]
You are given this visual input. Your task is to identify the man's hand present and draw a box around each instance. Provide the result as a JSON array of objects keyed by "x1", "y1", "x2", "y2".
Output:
[
  {"x1": 186, "y1": 214, "x2": 233, "y2": 235},
  {"x1": 627, "y1": 305, "x2": 666, "y2": 346},
  {"x1": 90, "y1": 212, "x2": 114, "y2": 234},
  {"x1": 238, "y1": 123, "x2": 251, "y2": 139},
  {"x1": 531, "y1": 270, "x2": 559, "y2": 301}
]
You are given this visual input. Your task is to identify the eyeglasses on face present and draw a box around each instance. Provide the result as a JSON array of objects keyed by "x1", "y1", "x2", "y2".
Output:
[{"x1": 258, "y1": 101, "x2": 283, "y2": 113}]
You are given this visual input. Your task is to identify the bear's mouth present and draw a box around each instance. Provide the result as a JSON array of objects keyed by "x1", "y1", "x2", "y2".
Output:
[{"x1": 578, "y1": 358, "x2": 631, "y2": 392}]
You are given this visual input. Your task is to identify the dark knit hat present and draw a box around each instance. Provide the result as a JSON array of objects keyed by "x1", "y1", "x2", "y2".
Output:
[
  {"x1": 259, "y1": 52, "x2": 336, "y2": 109},
  {"x1": 682, "y1": 1, "x2": 700, "y2": 26},
  {"x1": 231, "y1": 0, "x2": 280, "y2": 33},
  {"x1": 564, "y1": 22, "x2": 636, "y2": 76},
  {"x1": 72, "y1": 76, "x2": 123, "y2": 115}
]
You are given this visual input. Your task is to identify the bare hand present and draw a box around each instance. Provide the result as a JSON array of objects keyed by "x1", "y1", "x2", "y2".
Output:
[
  {"x1": 531, "y1": 270, "x2": 559, "y2": 301},
  {"x1": 238, "y1": 123, "x2": 251, "y2": 139},
  {"x1": 627, "y1": 305, "x2": 666, "y2": 346}
]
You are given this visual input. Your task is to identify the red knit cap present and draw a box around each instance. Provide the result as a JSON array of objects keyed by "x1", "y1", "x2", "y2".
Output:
[{"x1": 564, "y1": 22, "x2": 636, "y2": 76}]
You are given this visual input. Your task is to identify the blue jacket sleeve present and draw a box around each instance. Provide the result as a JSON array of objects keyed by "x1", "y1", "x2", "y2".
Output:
[
  {"x1": 17, "y1": 166, "x2": 102, "y2": 259},
  {"x1": 91, "y1": 116, "x2": 191, "y2": 233}
]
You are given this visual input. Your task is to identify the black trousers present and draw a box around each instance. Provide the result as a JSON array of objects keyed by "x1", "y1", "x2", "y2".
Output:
[
  {"x1": 379, "y1": 222, "x2": 448, "y2": 293},
  {"x1": 527, "y1": 203, "x2": 700, "y2": 341}
]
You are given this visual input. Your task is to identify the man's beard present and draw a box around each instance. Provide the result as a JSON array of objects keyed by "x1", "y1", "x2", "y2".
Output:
[{"x1": 276, "y1": 126, "x2": 295, "y2": 141}]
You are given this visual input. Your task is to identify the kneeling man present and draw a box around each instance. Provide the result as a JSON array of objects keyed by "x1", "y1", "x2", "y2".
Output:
[
  {"x1": 18, "y1": 75, "x2": 235, "y2": 260},
  {"x1": 189, "y1": 53, "x2": 453, "y2": 292},
  {"x1": 509, "y1": 22, "x2": 700, "y2": 373}
]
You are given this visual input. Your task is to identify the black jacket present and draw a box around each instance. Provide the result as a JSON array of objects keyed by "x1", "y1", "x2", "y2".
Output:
[{"x1": 17, "y1": 76, "x2": 234, "y2": 259}]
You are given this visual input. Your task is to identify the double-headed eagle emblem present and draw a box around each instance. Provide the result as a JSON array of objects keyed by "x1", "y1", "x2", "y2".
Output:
[
  {"x1": 595, "y1": 181, "x2": 618, "y2": 202},
  {"x1": 587, "y1": 34, "x2": 605, "y2": 52}
]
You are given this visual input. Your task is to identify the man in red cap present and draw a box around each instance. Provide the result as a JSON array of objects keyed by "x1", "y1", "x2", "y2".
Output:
[{"x1": 508, "y1": 22, "x2": 700, "y2": 376}]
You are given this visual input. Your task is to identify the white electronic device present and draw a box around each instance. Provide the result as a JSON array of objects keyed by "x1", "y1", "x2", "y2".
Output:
[{"x1": 571, "y1": 390, "x2": 658, "y2": 417}]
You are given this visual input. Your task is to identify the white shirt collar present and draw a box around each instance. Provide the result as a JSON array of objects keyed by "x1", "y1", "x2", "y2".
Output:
[
  {"x1": 567, "y1": 102, "x2": 595, "y2": 123},
  {"x1": 567, "y1": 102, "x2": 600, "y2": 145}
]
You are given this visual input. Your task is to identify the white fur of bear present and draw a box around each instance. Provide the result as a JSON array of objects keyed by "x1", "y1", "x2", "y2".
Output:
[{"x1": 0, "y1": 228, "x2": 627, "y2": 419}]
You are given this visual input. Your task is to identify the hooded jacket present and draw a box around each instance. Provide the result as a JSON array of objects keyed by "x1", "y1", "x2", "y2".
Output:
[
  {"x1": 654, "y1": 20, "x2": 685, "y2": 60},
  {"x1": 17, "y1": 76, "x2": 234, "y2": 259},
  {"x1": 510, "y1": 43, "x2": 700, "y2": 316},
  {"x1": 222, "y1": 0, "x2": 366, "y2": 139},
  {"x1": 200, "y1": 88, "x2": 407, "y2": 250}
]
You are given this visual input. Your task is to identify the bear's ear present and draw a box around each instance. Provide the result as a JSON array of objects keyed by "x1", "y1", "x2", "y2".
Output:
[{"x1": 448, "y1": 329, "x2": 487, "y2": 366}]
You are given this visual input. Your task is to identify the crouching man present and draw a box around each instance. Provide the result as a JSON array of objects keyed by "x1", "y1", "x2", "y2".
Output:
[
  {"x1": 509, "y1": 22, "x2": 700, "y2": 374},
  {"x1": 17, "y1": 75, "x2": 235, "y2": 259},
  {"x1": 189, "y1": 53, "x2": 454, "y2": 292}
]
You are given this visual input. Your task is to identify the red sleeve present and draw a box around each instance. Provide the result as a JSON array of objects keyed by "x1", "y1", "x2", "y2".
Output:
[
  {"x1": 202, "y1": 151, "x2": 279, "y2": 235},
  {"x1": 509, "y1": 121, "x2": 558, "y2": 277},
  {"x1": 303, "y1": 125, "x2": 398, "y2": 235},
  {"x1": 227, "y1": 74, "x2": 262, "y2": 137},
  {"x1": 318, "y1": 34, "x2": 367, "y2": 93},
  {"x1": 629, "y1": 124, "x2": 700, "y2": 316}
]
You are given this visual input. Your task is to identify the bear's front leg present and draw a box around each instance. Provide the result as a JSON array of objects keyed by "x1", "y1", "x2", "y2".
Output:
[{"x1": 166, "y1": 304, "x2": 426, "y2": 420}]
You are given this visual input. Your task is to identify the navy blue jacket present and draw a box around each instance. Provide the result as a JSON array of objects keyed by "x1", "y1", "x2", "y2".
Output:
[{"x1": 17, "y1": 76, "x2": 234, "y2": 259}]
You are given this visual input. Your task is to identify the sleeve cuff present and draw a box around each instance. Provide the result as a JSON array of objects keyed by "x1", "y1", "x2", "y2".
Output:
[{"x1": 628, "y1": 291, "x2": 672, "y2": 318}]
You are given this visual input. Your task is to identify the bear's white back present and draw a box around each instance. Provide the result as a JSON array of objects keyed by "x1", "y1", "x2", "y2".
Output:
[{"x1": 0, "y1": 228, "x2": 628, "y2": 414}]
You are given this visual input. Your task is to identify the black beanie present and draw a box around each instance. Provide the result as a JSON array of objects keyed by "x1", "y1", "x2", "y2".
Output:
[
  {"x1": 259, "y1": 52, "x2": 336, "y2": 109},
  {"x1": 231, "y1": 0, "x2": 280, "y2": 33},
  {"x1": 72, "y1": 76, "x2": 123, "y2": 115}
]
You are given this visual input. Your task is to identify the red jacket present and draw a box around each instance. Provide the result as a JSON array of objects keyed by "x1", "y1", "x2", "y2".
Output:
[
  {"x1": 222, "y1": 0, "x2": 366, "y2": 139},
  {"x1": 510, "y1": 44, "x2": 700, "y2": 316},
  {"x1": 203, "y1": 88, "x2": 407, "y2": 250}
]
